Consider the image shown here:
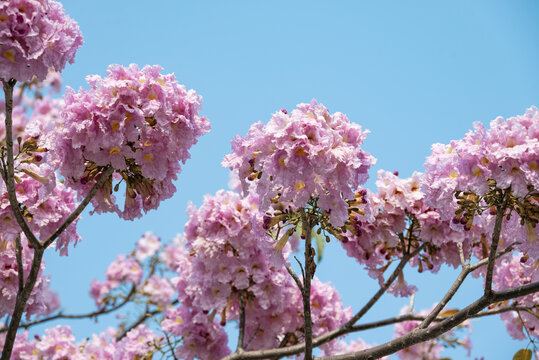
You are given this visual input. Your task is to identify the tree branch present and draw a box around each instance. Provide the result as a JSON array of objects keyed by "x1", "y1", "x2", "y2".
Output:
[
  {"x1": 484, "y1": 189, "x2": 511, "y2": 294},
  {"x1": 42, "y1": 166, "x2": 114, "y2": 249},
  {"x1": 301, "y1": 210, "x2": 313, "y2": 360},
  {"x1": 1, "y1": 79, "x2": 40, "y2": 249},
  {"x1": 1, "y1": 247, "x2": 44, "y2": 360},
  {"x1": 0, "y1": 286, "x2": 138, "y2": 334}
]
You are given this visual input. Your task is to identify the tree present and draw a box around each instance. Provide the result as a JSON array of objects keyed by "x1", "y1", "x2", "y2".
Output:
[{"x1": 0, "y1": 1, "x2": 538, "y2": 359}]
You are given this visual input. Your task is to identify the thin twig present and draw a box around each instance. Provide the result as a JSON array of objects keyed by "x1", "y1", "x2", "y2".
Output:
[
  {"x1": 0, "y1": 286, "x2": 137, "y2": 334},
  {"x1": 287, "y1": 266, "x2": 304, "y2": 293}
]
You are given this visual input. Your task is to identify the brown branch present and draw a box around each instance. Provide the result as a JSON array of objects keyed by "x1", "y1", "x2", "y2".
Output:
[
  {"x1": 0, "y1": 286, "x2": 137, "y2": 334},
  {"x1": 302, "y1": 210, "x2": 313, "y2": 360},
  {"x1": 484, "y1": 189, "x2": 511, "y2": 294},
  {"x1": 42, "y1": 166, "x2": 114, "y2": 249},
  {"x1": 287, "y1": 266, "x2": 304, "y2": 293},
  {"x1": 1, "y1": 79, "x2": 40, "y2": 249},
  {"x1": 1, "y1": 247, "x2": 44, "y2": 360}
]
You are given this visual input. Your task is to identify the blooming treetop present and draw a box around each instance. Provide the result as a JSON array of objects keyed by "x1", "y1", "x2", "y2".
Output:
[{"x1": 0, "y1": 1, "x2": 538, "y2": 360}]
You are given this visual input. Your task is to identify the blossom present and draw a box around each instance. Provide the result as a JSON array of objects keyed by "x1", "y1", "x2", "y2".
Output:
[
  {"x1": 0, "y1": 0, "x2": 83, "y2": 81},
  {"x1": 223, "y1": 99, "x2": 375, "y2": 227},
  {"x1": 135, "y1": 231, "x2": 161, "y2": 261},
  {"x1": 54, "y1": 64, "x2": 210, "y2": 220},
  {"x1": 141, "y1": 275, "x2": 175, "y2": 307},
  {"x1": 162, "y1": 307, "x2": 230, "y2": 360}
]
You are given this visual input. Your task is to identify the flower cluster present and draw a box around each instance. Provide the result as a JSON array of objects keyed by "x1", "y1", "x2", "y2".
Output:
[
  {"x1": 423, "y1": 107, "x2": 538, "y2": 211},
  {"x1": 223, "y1": 99, "x2": 376, "y2": 227},
  {"x1": 0, "y1": 236, "x2": 59, "y2": 319},
  {"x1": 493, "y1": 256, "x2": 538, "y2": 341},
  {"x1": 89, "y1": 232, "x2": 174, "y2": 309},
  {"x1": 5, "y1": 324, "x2": 161, "y2": 359},
  {"x1": 53, "y1": 64, "x2": 211, "y2": 220},
  {"x1": 0, "y1": 0, "x2": 83, "y2": 82},
  {"x1": 160, "y1": 190, "x2": 352, "y2": 357}
]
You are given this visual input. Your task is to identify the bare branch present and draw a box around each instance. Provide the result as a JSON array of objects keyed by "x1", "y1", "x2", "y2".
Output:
[
  {"x1": 0, "y1": 286, "x2": 138, "y2": 334},
  {"x1": 287, "y1": 266, "x2": 304, "y2": 293}
]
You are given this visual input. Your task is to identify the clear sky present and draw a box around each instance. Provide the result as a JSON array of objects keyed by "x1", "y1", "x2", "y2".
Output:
[{"x1": 36, "y1": 1, "x2": 539, "y2": 359}]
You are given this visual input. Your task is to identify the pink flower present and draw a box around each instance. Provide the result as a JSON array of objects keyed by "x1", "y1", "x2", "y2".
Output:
[
  {"x1": 135, "y1": 231, "x2": 161, "y2": 261},
  {"x1": 105, "y1": 254, "x2": 143, "y2": 284},
  {"x1": 141, "y1": 275, "x2": 175, "y2": 307},
  {"x1": 223, "y1": 99, "x2": 376, "y2": 227},
  {"x1": 162, "y1": 307, "x2": 230, "y2": 360},
  {"x1": 54, "y1": 64, "x2": 210, "y2": 220},
  {"x1": 0, "y1": 0, "x2": 82, "y2": 81}
]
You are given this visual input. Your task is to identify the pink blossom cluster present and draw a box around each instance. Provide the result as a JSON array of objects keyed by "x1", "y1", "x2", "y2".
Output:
[
  {"x1": 423, "y1": 107, "x2": 538, "y2": 209},
  {"x1": 4, "y1": 324, "x2": 161, "y2": 359},
  {"x1": 492, "y1": 256, "x2": 538, "y2": 341},
  {"x1": 161, "y1": 306, "x2": 230, "y2": 360},
  {"x1": 222, "y1": 99, "x2": 376, "y2": 227},
  {"x1": 0, "y1": 0, "x2": 83, "y2": 82},
  {"x1": 89, "y1": 254, "x2": 142, "y2": 307},
  {"x1": 341, "y1": 171, "x2": 474, "y2": 297},
  {"x1": 161, "y1": 190, "x2": 352, "y2": 357},
  {"x1": 53, "y1": 64, "x2": 211, "y2": 220},
  {"x1": 0, "y1": 236, "x2": 59, "y2": 319},
  {"x1": 89, "y1": 232, "x2": 174, "y2": 309}
]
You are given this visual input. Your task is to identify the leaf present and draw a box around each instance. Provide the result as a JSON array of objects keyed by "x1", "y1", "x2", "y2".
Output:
[
  {"x1": 312, "y1": 228, "x2": 325, "y2": 263},
  {"x1": 513, "y1": 349, "x2": 532, "y2": 360},
  {"x1": 295, "y1": 220, "x2": 303, "y2": 237},
  {"x1": 439, "y1": 309, "x2": 459, "y2": 317}
]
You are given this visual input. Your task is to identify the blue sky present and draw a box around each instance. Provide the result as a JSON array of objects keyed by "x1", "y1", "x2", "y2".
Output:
[{"x1": 34, "y1": 1, "x2": 539, "y2": 359}]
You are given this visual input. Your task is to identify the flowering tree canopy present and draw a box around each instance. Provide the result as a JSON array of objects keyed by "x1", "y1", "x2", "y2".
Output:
[{"x1": 0, "y1": 2, "x2": 538, "y2": 360}]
